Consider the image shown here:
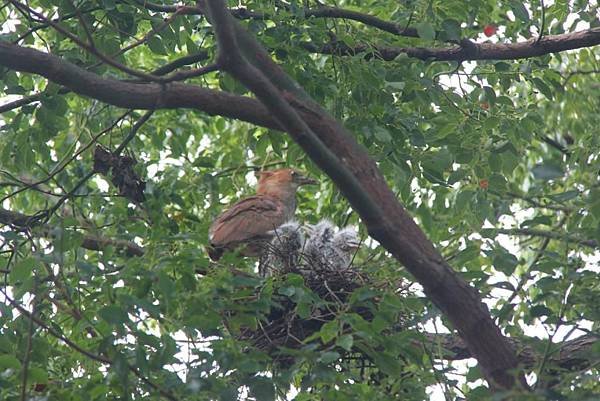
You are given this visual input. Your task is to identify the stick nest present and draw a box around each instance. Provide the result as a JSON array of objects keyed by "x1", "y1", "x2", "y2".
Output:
[{"x1": 234, "y1": 261, "x2": 406, "y2": 357}]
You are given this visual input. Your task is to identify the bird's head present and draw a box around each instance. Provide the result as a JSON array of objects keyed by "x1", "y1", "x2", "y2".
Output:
[
  {"x1": 304, "y1": 219, "x2": 336, "y2": 242},
  {"x1": 333, "y1": 227, "x2": 360, "y2": 251},
  {"x1": 256, "y1": 168, "x2": 317, "y2": 195},
  {"x1": 268, "y1": 220, "x2": 305, "y2": 247}
]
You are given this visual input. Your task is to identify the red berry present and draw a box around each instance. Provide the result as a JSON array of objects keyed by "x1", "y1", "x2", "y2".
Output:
[
  {"x1": 479, "y1": 179, "x2": 489, "y2": 190},
  {"x1": 483, "y1": 24, "x2": 497, "y2": 37}
]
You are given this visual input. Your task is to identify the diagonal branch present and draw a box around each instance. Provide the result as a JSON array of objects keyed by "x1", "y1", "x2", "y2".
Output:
[
  {"x1": 204, "y1": 0, "x2": 526, "y2": 391},
  {"x1": 8, "y1": 0, "x2": 162, "y2": 81}
]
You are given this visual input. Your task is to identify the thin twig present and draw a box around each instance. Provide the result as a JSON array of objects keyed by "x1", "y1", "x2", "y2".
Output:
[
  {"x1": 535, "y1": 0, "x2": 546, "y2": 45},
  {"x1": 161, "y1": 62, "x2": 219, "y2": 82},
  {"x1": 491, "y1": 227, "x2": 596, "y2": 249},
  {"x1": 14, "y1": 6, "x2": 102, "y2": 43},
  {"x1": 0, "y1": 110, "x2": 132, "y2": 206},
  {"x1": 36, "y1": 110, "x2": 153, "y2": 223},
  {"x1": 19, "y1": 281, "x2": 38, "y2": 401},
  {"x1": 9, "y1": 0, "x2": 162, "y2": 81},
  {"x1": 0, "y1": 287, "x2": 178, "y2": 401}
]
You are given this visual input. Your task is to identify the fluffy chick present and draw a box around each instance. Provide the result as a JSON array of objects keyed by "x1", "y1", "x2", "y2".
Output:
[
  {"x1": 332, "y1": 227, "x2": 360, "y2": 269},
  {"x1": 304, "y1": 220, "x2": 360, "y2": 271},
  {"x1": 259, "y1": 220, "x2": 305, "y2": 277},
  {"x1": 303, "y1": 220, "x2": 335, "y2": 269}
]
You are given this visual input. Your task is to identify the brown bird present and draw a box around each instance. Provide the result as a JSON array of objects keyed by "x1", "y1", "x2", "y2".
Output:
[{"x1": 208, "y1": 168, "x2": 317, "y2": 261}]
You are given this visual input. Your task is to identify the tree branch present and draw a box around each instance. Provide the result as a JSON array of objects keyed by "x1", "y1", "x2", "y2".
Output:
[
  {"x1": 0, "y1": 90, "x2": 63, "y2": 114},
  {"x1": 0, "y1": 51, "x2": 211, "y2": 115},
  {"x1": 489, "y1": 227, "x2": 598, "y2": 249},
  {"x1": 0, "y1": 208, "x2": 144, "y2": 256},
  {"x1": 425, "y1": 332, "x2": 600, "y2": 375},
  {"x1": 133, "y1": 1, "x2": 431, "y2": 40},
  {"x1": 204, "y1": 0, "x2": 526, "y2": 390},
  {"x1": 9, "y1": 0, "x2": 162, "y2": 81},
  {"x1": 0, "y1": 287, "x2": 178, "y2": 401},
  {"x1": 305, "y1": 27, "x2": 600, "y2": 61},
  {"x1": 0, "y1": 41, "x2": 276, "y2": 129},
  {"x1": 150, "y1": 51, "x2": 210, "y2": 76}
]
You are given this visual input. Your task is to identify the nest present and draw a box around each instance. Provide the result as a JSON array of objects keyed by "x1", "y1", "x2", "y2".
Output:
[
  {"x1": 226, "y1": 220, "x2": 409, "y2": 365},
  {"x1": 237, "y1": 265, "x2": 372, "y2": 352}
]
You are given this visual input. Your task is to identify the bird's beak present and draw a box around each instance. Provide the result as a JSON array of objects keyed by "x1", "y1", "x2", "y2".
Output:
[{"x1": 296, "y1": 174, "x2": 318, "y2": 186}]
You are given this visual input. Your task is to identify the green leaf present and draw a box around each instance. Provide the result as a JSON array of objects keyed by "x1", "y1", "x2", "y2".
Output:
[
  {"x1": 249, "y1": 378, "x2": 275, "y2": 401},
  {"x1": 385, "y1": 81, "x2": 405, "y2": 91},
  {"x1": 510, "y1": 1, "x2": 530, "y2": 21},
  {"x1": 531, "y1": 77, "x2": 553, "y2": 99},
  {"x1": 455, "y1": 189, "x2": 474, "y2": 211},
  {"x1": 157, "y1": 270, "x2": 176, "y2": 300},
  {"x1": 483, "y1": 86, "x2": 496, "y2": 104},
  {"x1": 532, "y1": 162, "x2": 563, "y2": 180},
  {"x1": 319, "y1": 320, "x2": 339, "y2": 343},
  {"x1": 28, "y1": 366, "x2": 48, "y2": 384},
  {"x1": 278, "y1": 286, "x2": 296, "y2": 297},
  {"x1": 415, "y1": 22, "x2": 436, "y2": 41},
  {"x1": 447, "y1": 169, "x2": 468, "y2": 185},
  {"x1": 373, "y1": 126, "x2": 392, "y2": 143},
  {"x1": 548, "y1": 190, "x2": 579, "y2": 202},
  {"x1": 441, "y1": 19, "x2": 461, "y2": 41},
  {"x1": 374, "y1": 353, "x2": 402, "y2": 376},
  {"x1": 147, "y1": 36, "x2": 167, "y2": 55},
  {"x1": 318, "y1": 351, "x2": 340, "y2": 364},
  {"x1": 501, "y1": 151, "x2": 520, "y2": 175},
  {"x1": 529, "y1": 305, "x2": 552, "y2": 318},
  {"x1": 494, "y1": 62, "x2": 511, "y2": 72},
  {"x1": 98, "y1": 305, "x2": 129, "y2": 325},
  {"x1": 0, "y1": 355, "x2": 21, "y2": 370},
  {"x1": 488, "y1": 153, "x2": 502, "y2": 172},
  {"x1": 9, "y1": 257, "x2": 35, "y2": 284},
  {"x1": 492, "y1": 247, "x2": 519, "y2": 275},
  {"x1": 336, "y1": 334, "x2": 354, "y2": 351}
]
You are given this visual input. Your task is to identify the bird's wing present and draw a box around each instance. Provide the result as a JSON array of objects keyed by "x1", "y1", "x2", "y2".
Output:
[{"x1": 209, "y1": 195, "x2": 287, "y2": 246}]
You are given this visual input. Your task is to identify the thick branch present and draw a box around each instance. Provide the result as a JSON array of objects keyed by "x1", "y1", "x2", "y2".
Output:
[
  {"x1": 307, "y1": 28, "x2": 600, "y2": 61},
  {"x1": 0, "y1": 36, "x2": 533, "y2": 389},
  {"x1": 0, "y1": 41, "x2": 277, "y2": 128},
  {"x1": 205, "y1": 0, "x2": 525, "y2": 390},
  {"x1": 426, "y1": 333, "x2": 599, "y2": 374},
  {"x1": 0, "y1": 208, "x2": 144, "y2": 256}
]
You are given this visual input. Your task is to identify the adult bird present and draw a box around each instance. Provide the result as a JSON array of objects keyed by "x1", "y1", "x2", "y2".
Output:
[{"x1": 208, "y1": 168, "x2": 317, "y2": 261}]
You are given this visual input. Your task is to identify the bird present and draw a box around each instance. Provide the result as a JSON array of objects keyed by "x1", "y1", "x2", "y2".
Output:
[
  {"x1": 259, "y1": 220, "x2": 305, "y2": 277},
  {"x1": 304, "y1": 220, "x2": 360, "y2": 271},
  {"x1": 303, "y1": 220, "x2": 336, "y2": 268},
  {"x1": 331, "y1": 226, "x2": 360, "y2": 269},
  {"x1": 208, "y1": 168, "x2": 317, "y2": 261}
]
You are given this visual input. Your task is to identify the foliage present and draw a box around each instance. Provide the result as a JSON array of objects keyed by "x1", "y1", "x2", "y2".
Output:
[{"x1": 0, "y1": 0, "x2": 599, "y2": 400}]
